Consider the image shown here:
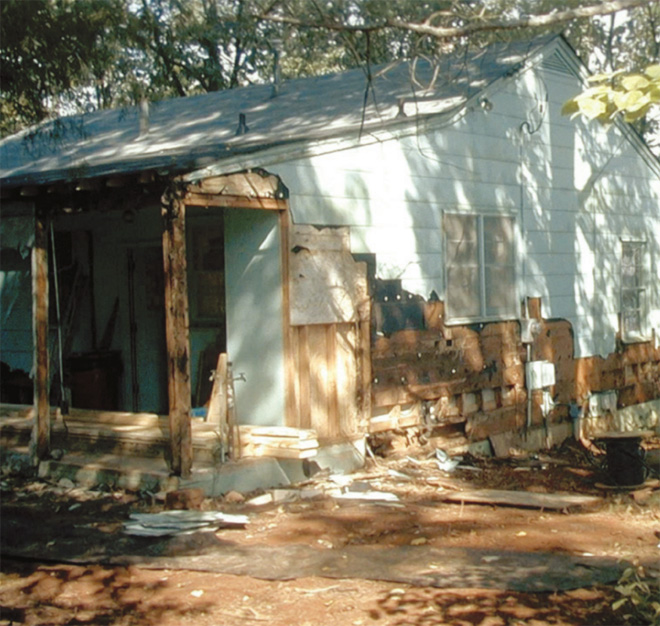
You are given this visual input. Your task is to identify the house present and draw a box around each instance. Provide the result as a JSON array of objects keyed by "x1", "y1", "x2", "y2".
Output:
[{"x1": 1, "y1": 35, "x2": 659, "y2": 480}]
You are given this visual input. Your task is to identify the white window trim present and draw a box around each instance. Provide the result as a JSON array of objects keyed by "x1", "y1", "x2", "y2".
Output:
[{"x1": 443, "y1": 211, "x2": 519, "y2": 325}]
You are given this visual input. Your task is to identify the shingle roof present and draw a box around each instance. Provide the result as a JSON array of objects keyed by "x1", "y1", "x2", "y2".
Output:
[{"x1": 0, "y1": 36, "x2": 558, "y2": 187}]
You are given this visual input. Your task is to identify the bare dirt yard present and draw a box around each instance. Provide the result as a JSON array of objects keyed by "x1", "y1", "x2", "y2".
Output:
[{"x1": 1, "y1": 438, "x2": 659, "y2": 626}]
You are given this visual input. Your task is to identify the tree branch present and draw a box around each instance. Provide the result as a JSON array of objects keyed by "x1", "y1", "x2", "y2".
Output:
[{"x1": 256, "y1": 0, "x2": 654, "y2": 40}]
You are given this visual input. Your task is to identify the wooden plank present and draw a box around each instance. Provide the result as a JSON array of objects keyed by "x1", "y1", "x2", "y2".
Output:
[
  {"x1": 239, "y1": 425, "x2": 318, "y2": 440},
  {"x1": 188, "y1": 172, "x2": 282, "y2": 197},
  {"x1": 31, "y1": 211, "x2": 50, "y2": 462},
  {"x1": 358, "y1": 314, "x2": 372, "y2": 434},
  {"x1": 308, "y1": 324, "x2": 329, "y2": 437},
  {"x1": 441, "y1": 489, "x2": 602, "y2": 510},
  {"x1": 297, "y1": 326, "x2": 311, "y2": 430},
  {"x1": 183, "y1": 192, "x2": 286, "y2": 211},
  {"x1": 279, "y1": 209, "x2": 298, "y2": 429},
  {"x1": 240, "y1": 445, "x2": 318, "y2": 460},
  {"x1": 206, "y1": 352, "x2": 228, "y2": 439},
  {"x1": 162, "y1": 186, "x2": 193, "y2": 477},
  {"x1": 326, "y1": 324, "x2": 339, "y2": 435},
  {"x1": 336, "y1": 324, "x2": 358, "y2": 437}
]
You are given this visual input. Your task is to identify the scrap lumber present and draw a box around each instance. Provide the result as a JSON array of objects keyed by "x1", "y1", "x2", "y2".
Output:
[
  {"x1": 124, "y1": 511, "x2": 249, "y2": 536},
  {"x1": 238, "y1": 425, "x2": 319, "y2": 459},
  {"x1": 440, "y1": 489, "x2": 602, "y2": 510}
]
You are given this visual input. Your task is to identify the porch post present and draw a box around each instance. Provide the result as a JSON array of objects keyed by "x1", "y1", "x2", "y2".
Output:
[
  {"x1": 161, "y1": 184, "x2": 193, "y2": 477},
  {"x1": 31, "y1": 209, "x2": 50, "y2": 463}
]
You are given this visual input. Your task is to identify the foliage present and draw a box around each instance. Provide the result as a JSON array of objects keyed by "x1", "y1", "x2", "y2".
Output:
[
  {"x1": 562, "y1": 64, "x2": 660, "y2": 123},
  {"x1": 1, "y1": 0, "x2": 658, "y2": 147},
  {"x1": 612, "y1": 565, "x2": 660, "y2": 626}
]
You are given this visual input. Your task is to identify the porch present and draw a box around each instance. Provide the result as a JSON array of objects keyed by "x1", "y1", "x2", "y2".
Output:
[{"x1": 0, "y1": 403, "x2": 365, "y2": 494}]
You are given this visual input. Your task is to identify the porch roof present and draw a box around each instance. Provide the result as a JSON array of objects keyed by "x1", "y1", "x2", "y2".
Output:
[{"x1": 0, "y1": 36, "x2": 559, "y2": 188}]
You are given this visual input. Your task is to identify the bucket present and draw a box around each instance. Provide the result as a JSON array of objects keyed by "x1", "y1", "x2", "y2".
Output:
[{"x1": 605, "y1": 437, "x2": 647, "y2": 486}]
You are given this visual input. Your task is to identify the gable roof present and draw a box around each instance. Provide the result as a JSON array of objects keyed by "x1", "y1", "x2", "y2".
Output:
[{"x1": 0, "y1": 35, "x2": 581, "y2": 187}]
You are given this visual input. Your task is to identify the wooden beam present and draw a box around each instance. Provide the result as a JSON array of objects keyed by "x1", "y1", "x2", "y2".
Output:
[
  {"x1": 31, "y1": 211, "x2": 50, "y2": 462},
  {"x1": 162, "y1": 184, "x2": 193, "y2": 477},
  {"x1": 279, "y1": 208, "x2": 299, "y2": 429},
  {"x1": 188, "y1": 172, "x2": 284, "y2": 197},
  {"x1": 183, "y1": 192, "x2": 286, "y2": 211}
]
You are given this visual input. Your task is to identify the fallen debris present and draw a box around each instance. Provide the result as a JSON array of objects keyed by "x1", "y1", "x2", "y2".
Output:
[
  {"x1": 435, "y1": 448, "x2": 461, "y2": 472},
  {"x1": 331, "y1": 490, "x2": 401, "y2": 503},
  {"x1": 123, "y1": 510, "x2": 249, "y2": 537},
  {"x1": 440, "y1": 489, "x2": 602, "y2": 510}
]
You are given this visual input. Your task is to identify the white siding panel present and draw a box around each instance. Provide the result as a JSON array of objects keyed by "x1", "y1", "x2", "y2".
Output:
[{"x1": 274, "y1": 59, "x2": 660, "y2": 359}]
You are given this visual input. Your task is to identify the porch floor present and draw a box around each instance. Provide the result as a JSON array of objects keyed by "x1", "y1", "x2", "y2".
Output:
[{"x1": 0, "y1": 404, "x2": 310, "y2": 496}]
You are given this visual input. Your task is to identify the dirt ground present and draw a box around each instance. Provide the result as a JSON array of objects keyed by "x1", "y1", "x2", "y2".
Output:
[{"x1": 1, "y1": 437, "x2": 659, "y2": 626}]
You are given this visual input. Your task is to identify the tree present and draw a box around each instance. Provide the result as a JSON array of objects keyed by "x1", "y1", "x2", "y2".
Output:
[
  {"x1": 1, "y1": 0, "x2": 657, "y2": 146},
  {"x1": 0, "y1": 0, "x2": 132, "y2": 135}
]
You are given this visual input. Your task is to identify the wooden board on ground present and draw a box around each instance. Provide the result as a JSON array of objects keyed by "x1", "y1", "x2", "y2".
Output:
[
  {"x1": 238, "y1": 425, "x2": 319, "y2": 460},
  {"x1": 440, "y1": 489, "x2": 602, "y2": 510}
]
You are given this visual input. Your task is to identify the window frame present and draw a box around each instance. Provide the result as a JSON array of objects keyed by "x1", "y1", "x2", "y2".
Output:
[
  {"x1": 443, "y1": 212, "x2": 518, "y2": 325},
  {"x1": 620, "y1": 237, "x2": 649, "y2": 343}
]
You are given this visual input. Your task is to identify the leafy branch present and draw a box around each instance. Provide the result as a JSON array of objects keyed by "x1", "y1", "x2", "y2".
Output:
[{"x1": 562, "y1": 64, "x2": 660, "y2": 123}]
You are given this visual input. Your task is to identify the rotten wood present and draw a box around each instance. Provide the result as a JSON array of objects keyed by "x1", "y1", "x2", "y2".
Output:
[
  {"x1": 162, "y1": 184, "x2": 193, "y2": 477},
  {"x1": 31, "y1": 211, "x2": 50, "y2": 462}
]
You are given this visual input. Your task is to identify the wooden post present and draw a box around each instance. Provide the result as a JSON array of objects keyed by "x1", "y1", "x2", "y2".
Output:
[
  {"x1": 358, "y1": 297, "x2": 372, "y2": 433},
  {"x1": 279, "y1": 208, "x2": 299, "y2": 427},
  {"x1": 162, "y1": 184, "x2": 193, "y2": 477},
  {"x1": 31, "y1": 210, "x2": 50, "y2": 463}
]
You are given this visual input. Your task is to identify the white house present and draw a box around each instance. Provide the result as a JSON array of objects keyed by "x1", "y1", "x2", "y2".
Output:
[{"x1": 1, "y1": 35, "x2": 658, "y2": 476}]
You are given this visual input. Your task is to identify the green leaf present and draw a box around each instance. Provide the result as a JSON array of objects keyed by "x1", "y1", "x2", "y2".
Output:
[
  {"x1": 561, "y1": 98, "x2": 580, "y2": 116},
  {"x1": 577, "y1": 97, "x2": 607, "y2": 120},
  {"x1": 621, "y1": 74, "x2": 650, "y2": 91},
  {"x1": 644, "y1": 64, "x2": 660, "y2": 80},
  {"x1": 612, "y1": 598, "x2": 628, "y2": 611},
  {"x1": 614, "y1": 89, "x2": 650, "y2": 112},
  {"x1": 623, "y1": 103, "x2": 652, "y2": 122}
]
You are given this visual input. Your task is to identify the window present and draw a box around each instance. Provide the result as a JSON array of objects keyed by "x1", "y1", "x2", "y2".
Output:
[
  {"x1": 620, "y1": 240, "x2": 647, "y2": 341},
  {"x1": 444, "y1": 213, "x2": 516, "y2": 321},
  {"x1": 189, "y1": 224, "x2": 225, "y2": 325}
]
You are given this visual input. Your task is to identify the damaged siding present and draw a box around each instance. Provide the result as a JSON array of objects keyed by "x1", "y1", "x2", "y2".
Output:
[{"x1": 273, "y1": 57, "x2": 660, "y2": 439}]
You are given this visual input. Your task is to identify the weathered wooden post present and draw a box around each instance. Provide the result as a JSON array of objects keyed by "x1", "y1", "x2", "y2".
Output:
[
  {"x1": 161, "y1": 183, "x2": 193, "y2": 477},
  {"x1": 31, "y1": 208, "x2": 50, "y2": 463}
]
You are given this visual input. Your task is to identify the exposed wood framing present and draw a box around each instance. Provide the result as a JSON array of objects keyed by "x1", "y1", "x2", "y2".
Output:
[
  {"x1": 31, "y1": 210, "x2": 50, "y2": 462},
  {"x1": 279, "y1": 208, "x2": 298, "y2": 429},
  {"x1": 162, "y1": 184, "x2": 193, "y2": 477},
  {"x1": 187, "y1": 172, "x2": 285, "y2": 197},
  {"x1": 183, "y1": 193, "x2": 286, "y2": 211},
  {"x1": 185, "y1": 172, "x2": 287, "y2": 211}
]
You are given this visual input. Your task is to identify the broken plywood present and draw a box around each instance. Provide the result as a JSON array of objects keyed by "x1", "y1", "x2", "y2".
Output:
[{"x1": 290, "y1": 225, "x2": 368, "y2": 326}]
